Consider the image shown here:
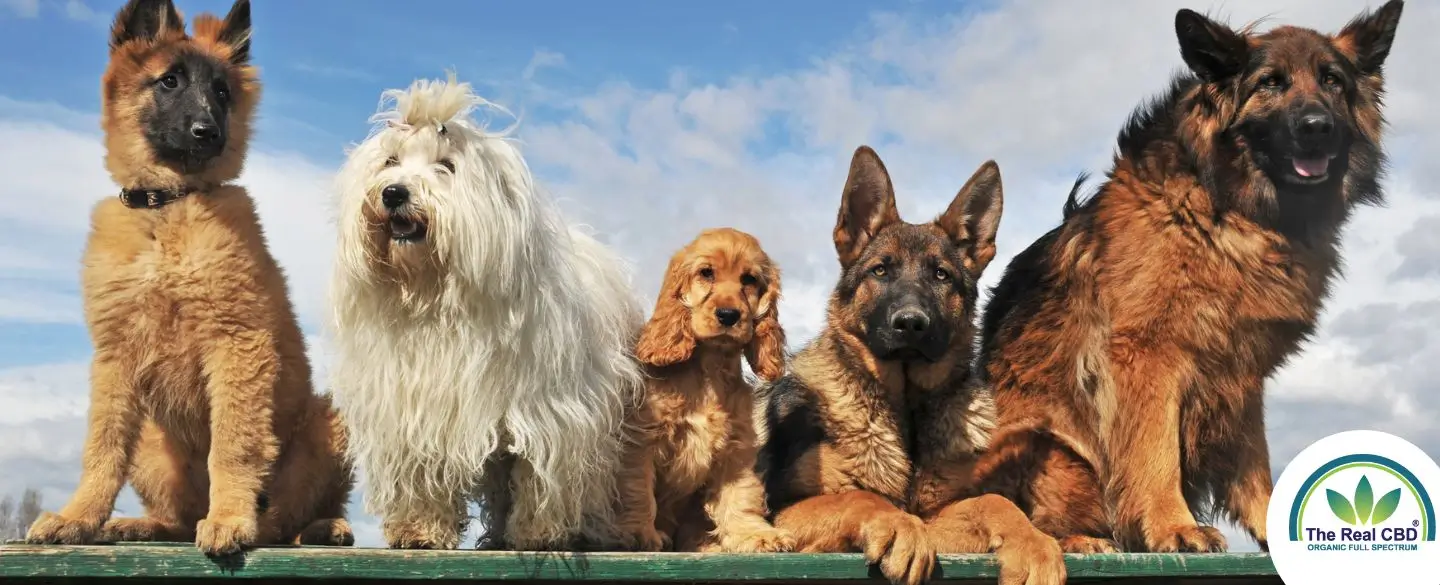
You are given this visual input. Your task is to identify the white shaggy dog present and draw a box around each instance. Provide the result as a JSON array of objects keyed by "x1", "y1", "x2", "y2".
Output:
[{"x1": 327, "y1": 74, "x2": 644, "y2": 550}]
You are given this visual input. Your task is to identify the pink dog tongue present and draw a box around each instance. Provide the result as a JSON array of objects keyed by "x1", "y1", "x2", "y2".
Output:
[{"x1": 1293, "y1": 157, "x2": 1330, "y2": 177}]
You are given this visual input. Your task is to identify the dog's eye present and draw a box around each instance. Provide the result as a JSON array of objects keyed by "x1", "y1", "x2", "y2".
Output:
[
  {"x1": 384, "y1": 156, "x2": 399, "y2": 168},
  {"x1": 1323, "y1": 72, "x2": 1343, "y2": 88},
  {"x1": 214, "y1": 84, "x2": 230, "y2": 103},
  {"x1": 699, "y1": 267, "x2": 715, "y2": 280},
  {"x1": 741, "y1": 273, "x2": 758, "y2": 287},
  {"x1": 933, "y1": 268, "x2": 951, "y2": 282},
  {"x1": 158, "y1": 74, "x2": 180, "y2": 90},
  {"x1": 869, "y1": 265, "x2": 887, "y2": 278},
  {"x1": 1258, "y1": 75, "x2": 1285, "y2": 90},
  {"x1": 438, "y1": 159, "x2": 455, "y2": 173}
]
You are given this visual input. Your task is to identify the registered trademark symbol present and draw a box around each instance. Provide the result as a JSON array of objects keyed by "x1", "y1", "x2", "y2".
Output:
[{"x1": 1415, "y1": 520, "x2": 1421, "y2": 527}]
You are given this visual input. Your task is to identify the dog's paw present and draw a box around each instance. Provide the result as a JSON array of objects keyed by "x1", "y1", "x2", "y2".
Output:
[
  {"x1": 859, "y1": 513, "x2": 935, "y2": 585},
  {"x1": 102, "y1": 517, "x2": 188, "y2": 543},
  {"x1": 384, "y1": 521, "x2": 460, "y2": 550},
  {"x1": 1147, "y1": 524, "x2": 1227, "y2": 553},
  {"x1": 296, "y1": 518, "x2": 355, "y2": 547},
  {"x1": 26, "y1": 511, "x2": 103, "y2": 545},
  {"x1": 1059, "y1": 535, "x2": 1119, "y2": 554},
  {"x1": 729, "y1": 527, "x2": 797, "y2": 553},
  {"x1": 995, "y1": 530, "x2": 1066, "y2": 585},
  {"x1": 195, "y1": 515, "x2": 258, "y2": 556},
  {"x1": 624, "y1": 526, "x2": 671, "y2": 552}
]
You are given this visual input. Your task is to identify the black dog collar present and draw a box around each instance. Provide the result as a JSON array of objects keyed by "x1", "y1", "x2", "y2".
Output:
[{"x1": 118, "y1": 188, "x2": 194, "y2": 209}]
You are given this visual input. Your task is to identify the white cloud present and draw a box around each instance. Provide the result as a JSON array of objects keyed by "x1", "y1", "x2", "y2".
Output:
[
  {"x1": 521, "y1": 49, "x2": 566, "y2": 81},
  {"x1": 2, "y1": 0, "x2": 1437, "y2": 554},
  {"x1": 0, "y1": 0, "x2": 101, "y2": 22},
  {"x1": 62, "y1": 0, "x2": 97, "y2": 23},
  {"x1": 1, "y1": 0, "x2": 39, "y2": 19}
]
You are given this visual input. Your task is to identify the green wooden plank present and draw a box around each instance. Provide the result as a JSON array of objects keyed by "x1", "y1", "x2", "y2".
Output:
[{"x1": 0, "y1": 544, "x2": 1277, "y2": 583}]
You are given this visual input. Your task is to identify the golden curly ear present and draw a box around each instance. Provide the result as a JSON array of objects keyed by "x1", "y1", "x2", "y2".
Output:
[
  {"x1": 745, "y1": 258, "x2": 786, "y2": 382},
  {"x1": 635, "y1": 252, "x2": 695, "y2": 368}
]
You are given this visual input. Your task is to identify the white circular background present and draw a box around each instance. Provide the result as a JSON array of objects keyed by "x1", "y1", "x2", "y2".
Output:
[{"x1": 1268, "y1": 429, "x2": 1440, "y2": 585}]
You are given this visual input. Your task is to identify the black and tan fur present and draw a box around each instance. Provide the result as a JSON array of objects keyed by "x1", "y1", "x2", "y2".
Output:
[
  {"x1": 971, "y1": 1, "x2": 1404, "y2": 554},
  {"x1": 757, "y1": 146, "x2": 1064, "y2": 585}
]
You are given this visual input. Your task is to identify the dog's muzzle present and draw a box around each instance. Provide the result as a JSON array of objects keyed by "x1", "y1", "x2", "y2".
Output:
[{"x1": 380, "y1": 184, "x2": 428, "y2": 243}]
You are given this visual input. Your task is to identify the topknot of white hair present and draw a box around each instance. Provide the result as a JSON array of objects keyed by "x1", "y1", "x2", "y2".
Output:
[{"x1": 368, "y1": 71, "x2": 520, "y2": 139}]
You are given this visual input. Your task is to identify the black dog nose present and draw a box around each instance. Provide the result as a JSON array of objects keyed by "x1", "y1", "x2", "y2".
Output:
[
  {"x1": 890, "y1": 309, "x2": 929, "y2": 334},
  {"x1": 382, "y1": 185, "x2": 410, "y2": 209},
  {"x1": 190, "y1": 121, "x2": 220, "y2": 143},
  {"x1": 1296, "y1": 113, "x2": 1333, "y2": 138},
  {"x1": 715, "y1": 308, "x2": 741, "y2": 327}
]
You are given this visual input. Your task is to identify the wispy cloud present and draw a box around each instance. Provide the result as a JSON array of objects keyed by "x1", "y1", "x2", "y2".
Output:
[
  {"x1": 521, "y1": 49, "x2": 566, "y2": 81},
  {"x1": 1, "y1": 0, "x2": 103, "y2": 23},
  {"x1": 62, "y1": 0, "x2": 101, "y2": 24},
  {"x1": 1, "y1": 0, "x2": 39, "y2": 19}
]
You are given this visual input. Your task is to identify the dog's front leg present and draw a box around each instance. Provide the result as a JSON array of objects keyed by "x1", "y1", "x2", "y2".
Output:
[
  {"x1": 773, "y1": 491, "x2": 934, "y2": 585},
  {"x1": 1106, "y1": 339, "x2": 1227, "y2": 553},
  {"x1": 614, "y1": 435, "x2": 668, "y2": 551},
  {"x1": 383, "y1": 494, "x2": 468, "y2": 550},
  {"x1": 504, "y1": 457, "x2": 586, "y2": 550},
  {"x1": 1219, "y1": 382, "x2": 1271, "y2": 551},
  {"x1": 924, "y1": 494, "x2": 1065, "y2": 585},
  {"x1": 704, "y1": 442, "x2": 794, "y2": 553},
  {"x1": 27, "y1": 355, "x2": 142, "y2": 544},
  {"x1": 195, "y1": 328, "x2": 281, "y2": 556}
]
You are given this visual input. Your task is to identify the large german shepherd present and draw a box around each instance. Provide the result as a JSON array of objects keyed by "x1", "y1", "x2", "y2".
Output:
[
  {"x1": 972, "y1": 1, "x2": 1405, "y2": 554},
  {"x1": 25, "y1": 0, "x2": 353, "y2": 555},
  {"x1": 758, "y1": 146, "x2": 1063, "y2": 585}
]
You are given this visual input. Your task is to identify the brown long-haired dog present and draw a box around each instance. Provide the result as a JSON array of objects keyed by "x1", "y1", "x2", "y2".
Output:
[
  {"x1": 24, "y1": 0, "x2": 353, "y2": 555},
  {"x1": 972, "y1": 2, "x2": 1404, "y2": 554},
  {"x1": 758, "y1": 147, "x2": 1063, "y2": 585},
  {"x1": 614, "y1": 228, "x2": 796, "y2": 553}
]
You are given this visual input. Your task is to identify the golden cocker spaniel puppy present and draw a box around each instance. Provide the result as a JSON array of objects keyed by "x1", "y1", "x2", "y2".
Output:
[{"x1": 615, "y1": 227, "x2": 795, "y2": 553}]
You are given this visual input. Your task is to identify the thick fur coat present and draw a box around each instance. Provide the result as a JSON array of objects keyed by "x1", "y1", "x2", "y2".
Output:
[
  {"x1": 613, "y1": 228, "x2": 794, "y2": 553},
  {"x1": 972, "y1": 1, "x2": 1404, "y2": 554},
  {"x1": 758, "y1": 147, "x2": 1064, "y2": 585},
  {"x1": 26, "y1": 0, "x2": 354, "y2": 555},
  {"x1": 328, "y1": 75, "x2": 645, "y2": 550}
]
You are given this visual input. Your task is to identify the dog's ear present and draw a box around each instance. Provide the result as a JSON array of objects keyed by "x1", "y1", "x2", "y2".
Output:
[
  {"x1": 1335, "y1": 0, "x2": 1404, "y2": 76},
  {"x1": 111, "y1": 0, "x2": 184, "y2": 52},
  {"x1": 1174, "y1": 9, "x2": 1249, "y2": 83},
  {"x1": 935, "y1": 160, "x2": 1003, "y2": 276},
  {"x1": 834, "y1": 145, "x2": 901, "y2": 269},
  {"x1": 635, "y1": 251, "x2": 696, "y2": 368},
  {"x1": 217, "y1": 0, "x2": 252, "y2": 65},
  {"x1": 745, "y1": 257, "x2": 786, "y2": 383}
]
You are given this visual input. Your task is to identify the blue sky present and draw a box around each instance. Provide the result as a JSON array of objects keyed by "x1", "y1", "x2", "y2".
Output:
[
  {"x1": 0, "y1": 0, "x2": 980, "y2": 166},
  {"x1": 2, "y1": 0, "x2": 1438, "y2": 551}
]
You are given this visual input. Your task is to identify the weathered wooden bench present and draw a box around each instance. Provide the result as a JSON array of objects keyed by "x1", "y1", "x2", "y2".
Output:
[{"x1": 0, "y1": 543, "x2": 1278, "y2": 584}]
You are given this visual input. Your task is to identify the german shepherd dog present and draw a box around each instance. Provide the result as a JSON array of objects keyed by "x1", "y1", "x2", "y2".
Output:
[
  {"x1": 971, "y1": 1, "x2": 1404, "y2": 554},
  {"x1": 758, "y1": 146, "x2": 1064, "y2": 585},
  {"x1": 25, "y1": 0, "x2": 354, "y2": 555}
]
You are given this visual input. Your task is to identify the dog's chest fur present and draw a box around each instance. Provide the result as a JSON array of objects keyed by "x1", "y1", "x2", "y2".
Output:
[
  {"x1": 762, "y1": 338, "x2": 917, "y2": 508},
  {"x1": 81, "y1": 189, "x2": 273, "y2": 440},
  {"x1": 644, "y1": 362, "x2": 749, "y2": 501}
]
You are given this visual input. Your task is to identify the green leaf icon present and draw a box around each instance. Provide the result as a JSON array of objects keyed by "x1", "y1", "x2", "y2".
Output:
[
  {"x1": 1328, "y1": 489, "x2": 1357, "y2": 525},
  {"x1": 1356, "y1": 476, "x2": 1375, "y2": 524},
  {"x1": 1372, "y1": 489, "x2": 1402, "y2": 525}
]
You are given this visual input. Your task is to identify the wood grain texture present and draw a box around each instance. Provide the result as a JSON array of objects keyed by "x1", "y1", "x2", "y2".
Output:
[{"x1": 0, "y1": 543, "x2": 1278, "y2": 584}]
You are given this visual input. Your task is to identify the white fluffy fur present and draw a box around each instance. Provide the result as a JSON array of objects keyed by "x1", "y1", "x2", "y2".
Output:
[{"x1": 327, "y1": 74, "x2": 644, "y2": 550}]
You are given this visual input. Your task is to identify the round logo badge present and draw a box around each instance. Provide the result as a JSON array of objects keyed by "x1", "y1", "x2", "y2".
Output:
[{"x1": 1268, "y1": 430, "x2": 1440, "y2": 585}]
